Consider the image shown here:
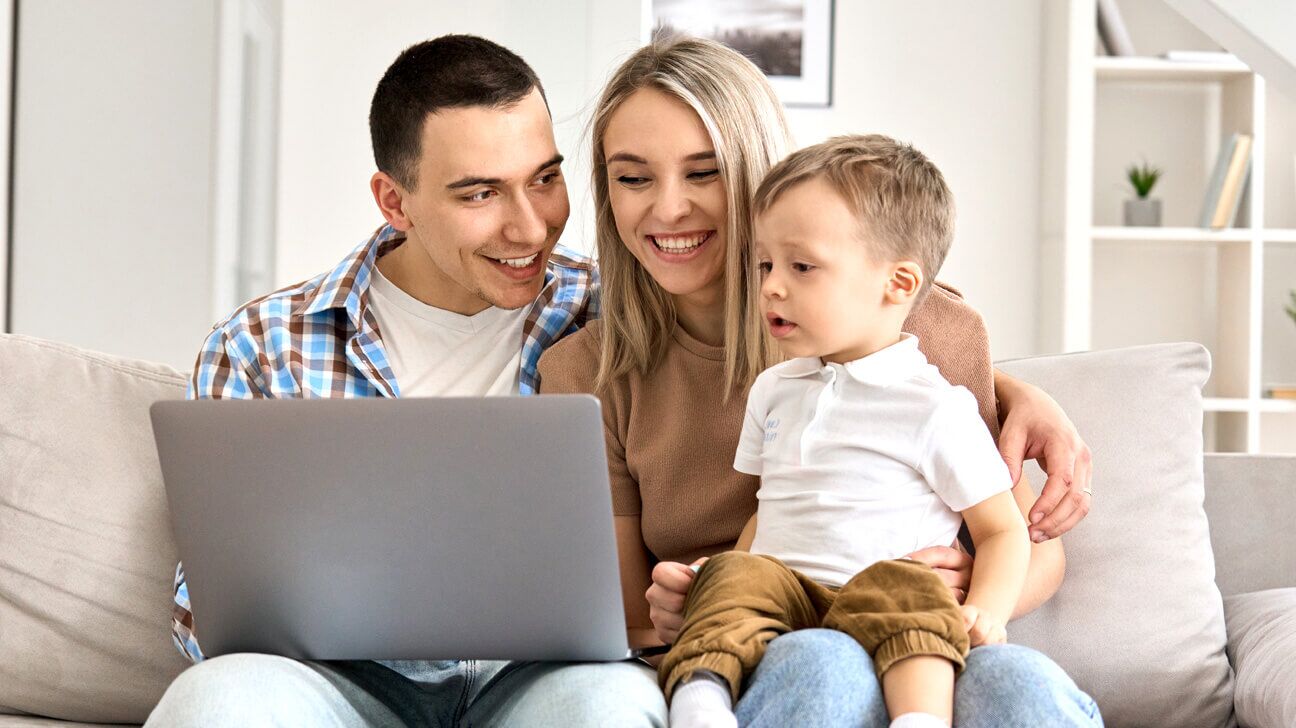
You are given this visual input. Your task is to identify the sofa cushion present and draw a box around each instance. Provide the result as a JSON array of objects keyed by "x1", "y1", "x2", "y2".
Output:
[
  {"x1": 0, "y1": 335, "x2": 190, "y2": 723},
  {"x1": 1224, "y1": 588, "x2": 1296, "y2": 728},
  {"x1": 996, "y1": 343, "x2": 1233, "y2": 728}
]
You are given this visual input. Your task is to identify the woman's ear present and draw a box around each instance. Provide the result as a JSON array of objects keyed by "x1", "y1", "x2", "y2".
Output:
[
  {"x1": 886, "y1": 261, "x2": 924, "y2": 304},
  {"x1": 371, "y1": 171, "x2": 413, "y2": 231}
]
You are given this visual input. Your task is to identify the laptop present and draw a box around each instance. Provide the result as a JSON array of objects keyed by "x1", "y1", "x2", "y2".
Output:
[{"x1": 150, "y1": 394, "x2": 645, "y2": 662}]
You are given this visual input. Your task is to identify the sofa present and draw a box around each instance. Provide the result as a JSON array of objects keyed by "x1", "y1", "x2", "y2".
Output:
[{"x1": 0, "y1": 333, "x2": 1292, "y2": 727}]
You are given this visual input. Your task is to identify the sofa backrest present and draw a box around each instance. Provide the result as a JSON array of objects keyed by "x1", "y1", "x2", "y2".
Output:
[
  {"x1": 0, "y1": 335, "x2": 191, "y2": 724},
  {"x1": 997, "y1": 343, "x2": 1233, "y2": 728}
]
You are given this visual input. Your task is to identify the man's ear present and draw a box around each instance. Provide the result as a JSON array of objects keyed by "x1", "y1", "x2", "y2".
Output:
[
  {"x1": 886, "y1": 261, "x2": 924, "y2": 304},
  {"x1": 371, "y1": 171, "x2": 413, "y2": 231}
]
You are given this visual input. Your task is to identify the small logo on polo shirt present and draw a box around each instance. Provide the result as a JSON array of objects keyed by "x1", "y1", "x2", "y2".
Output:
[{"x1": 764, "y1": 417, "x2": 780, "y2": 443}]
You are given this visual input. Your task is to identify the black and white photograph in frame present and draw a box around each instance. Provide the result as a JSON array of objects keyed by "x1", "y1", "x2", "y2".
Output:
[{"x1": 651, "y1": 0, "x2": 835, "y2": 107}]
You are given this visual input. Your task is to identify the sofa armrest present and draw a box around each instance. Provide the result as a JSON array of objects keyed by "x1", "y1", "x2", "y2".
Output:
[
  {"x1": 1224, "y1": 589, "x2": 1296, "y2": 728},
  {"x1": 1203, "y1": 454, "x2": 1296, "y2": 598}
]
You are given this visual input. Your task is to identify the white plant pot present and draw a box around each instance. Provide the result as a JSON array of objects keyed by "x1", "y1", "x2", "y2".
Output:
[{"x1": 1124, "y1": 197, "x2": 1162, "y2": 227}]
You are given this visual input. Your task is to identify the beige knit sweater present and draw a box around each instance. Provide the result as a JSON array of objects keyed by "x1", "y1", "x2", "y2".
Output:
[{"x1": 536, "y1": 283, "x2": 997, "y2": 566}]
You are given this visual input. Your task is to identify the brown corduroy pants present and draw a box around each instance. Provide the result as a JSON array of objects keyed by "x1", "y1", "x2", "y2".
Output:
[{"x1": 659, "y1": 550, "x2": 969, "y2": 703}]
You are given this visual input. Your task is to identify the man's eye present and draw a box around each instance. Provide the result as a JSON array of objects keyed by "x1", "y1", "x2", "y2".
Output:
[
  {"x1": 463, "y1": 190, "x2": 495, "y2": 203},
  {"x1": 688, "y1": 169, "x2": 719, "y2": 181},
  {"x1": 616, "y1": 175, "x2": 649, "y2": 187},
  {"x1": 537, "y1": 171, "x2": 560, "y2": 185}
]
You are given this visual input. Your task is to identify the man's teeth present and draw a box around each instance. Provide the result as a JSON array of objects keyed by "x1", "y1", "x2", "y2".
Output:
[
  {"x1": 495, "y1": 253, "x2": 538, "y2": 268},
  {"x1": 651, "y1": 232, "x2": 709, "y2": 252}
]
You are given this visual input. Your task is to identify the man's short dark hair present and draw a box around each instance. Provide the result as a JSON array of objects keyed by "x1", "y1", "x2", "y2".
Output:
[{"x1": 369, "y1": 34, "x2": 546, "y2": 190}]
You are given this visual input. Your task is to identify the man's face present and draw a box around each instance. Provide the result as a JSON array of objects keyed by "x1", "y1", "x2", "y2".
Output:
[{"x1": 394, "y1": 88, "x2": 569, "y2": 313}]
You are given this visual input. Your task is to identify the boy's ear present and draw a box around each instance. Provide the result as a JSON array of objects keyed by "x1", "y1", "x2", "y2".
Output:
[
  {"x1": 371, "y1": 171, "x2": 413, "y2": 231},
  {"x1": 886, "y1": 261, "x2": 923, "y2": 304}
]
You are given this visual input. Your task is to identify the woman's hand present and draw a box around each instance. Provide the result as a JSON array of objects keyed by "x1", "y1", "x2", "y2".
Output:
[
  {"x1": 906, "y1": 546, "x2": 971, "y2": 604},
  {"x1": 645, "y1": 558, "x2": 707, "y2": 644},
  {"x1": 995, "y1": 371, "x2": 1093, "y2": 542}
]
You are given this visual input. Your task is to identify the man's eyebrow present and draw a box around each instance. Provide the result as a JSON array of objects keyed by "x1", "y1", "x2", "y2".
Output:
[{"x1": 445, "y1": 154, "x2": 565, "y2": 190}]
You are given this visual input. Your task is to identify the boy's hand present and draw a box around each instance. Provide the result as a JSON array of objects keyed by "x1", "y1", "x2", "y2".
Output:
[
  {"x1": 645, "y1": 558, "x2": 707, "y2": 644},
  {"x1": 960, "y1": 604, "x2": 1007, "y2": 646}
]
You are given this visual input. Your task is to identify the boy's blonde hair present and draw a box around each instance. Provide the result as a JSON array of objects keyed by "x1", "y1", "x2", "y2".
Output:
[
  {"x1": 590, "y1": 35, "x2": 791, "y2": 395},
  {"x1": 754, "y1": 134, "x2": 955, "y2": 299}
]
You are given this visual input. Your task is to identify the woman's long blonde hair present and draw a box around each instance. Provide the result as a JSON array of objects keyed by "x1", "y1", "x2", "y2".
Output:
[{"x1": 591, "y1": 35, "x2": 793, "y2": 397}]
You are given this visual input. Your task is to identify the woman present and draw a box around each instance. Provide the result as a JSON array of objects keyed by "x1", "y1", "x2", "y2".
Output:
[{"x1": 539, "y1": 36, "x2": 1100, "y2": 727}]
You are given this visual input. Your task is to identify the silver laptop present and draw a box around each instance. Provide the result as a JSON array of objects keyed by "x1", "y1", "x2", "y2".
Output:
[{"x1": 150, "y1": 395, "x2": 641, "y2": 662}]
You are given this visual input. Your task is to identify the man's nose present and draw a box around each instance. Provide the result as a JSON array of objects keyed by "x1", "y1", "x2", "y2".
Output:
[{"x1": 503, "y1": 194, "x2": 548, "y2": 245}]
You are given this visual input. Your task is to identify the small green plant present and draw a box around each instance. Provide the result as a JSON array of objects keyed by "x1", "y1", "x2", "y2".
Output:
[
  {"x1": 1126, "y1": 160, "x2": 1162, "y2": 199},
  {"x1": 1287, "y1": 289, "x2": 1296, "y2": 326}
]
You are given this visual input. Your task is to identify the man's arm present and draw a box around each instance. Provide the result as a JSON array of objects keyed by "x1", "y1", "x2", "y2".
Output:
[{"x1": 171, "y1": 328, "x2": 268, "y2": 662}]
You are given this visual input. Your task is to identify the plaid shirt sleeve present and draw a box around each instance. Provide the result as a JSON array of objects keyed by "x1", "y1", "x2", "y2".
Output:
[{"x1": 171, "y1": 326, "x2": 268, "y2": 662}]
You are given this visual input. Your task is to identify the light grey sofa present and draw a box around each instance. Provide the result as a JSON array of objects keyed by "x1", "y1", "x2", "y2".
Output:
[{"x1": 0, "y1": 334, "x2": 1292, "y2": 727}]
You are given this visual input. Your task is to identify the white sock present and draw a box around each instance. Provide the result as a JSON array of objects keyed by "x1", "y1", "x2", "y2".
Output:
[
  {"x1": 890, "y1": 712, "x2": 951, "y2": 728},
  {"x1": 669, "y1": 671, "x2": 737, "y2": 728}
]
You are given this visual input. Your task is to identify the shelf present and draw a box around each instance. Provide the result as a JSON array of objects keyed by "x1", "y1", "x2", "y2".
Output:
[
  {"x1": 1264, "y1": 229, "x2": 1296, "y2": 244},
  {"x1": 1092, "y1": 226, "x2": 1251, "y2": 243},
  {"x1": 1203, "y1": 397, "x2": 1296, "y2": 413},
  {"x1": 1204, "y1": 397, "x2": 1252, "y2": 412},
  {"x1": 1094, "y1": 56, "x2": 1251, "y2": 83}
]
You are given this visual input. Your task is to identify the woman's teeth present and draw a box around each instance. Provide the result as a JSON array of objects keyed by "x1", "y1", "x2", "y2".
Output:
[
  {"x1": 651, "y1": 232, "x2": 709, "y2": 252},
  {"x1": 495, "y1": 253, "x2": 538, "y2": 268}
]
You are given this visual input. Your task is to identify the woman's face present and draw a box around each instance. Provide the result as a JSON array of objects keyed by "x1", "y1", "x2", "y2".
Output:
[{"x1": 602, "y1": 87, "x2": 728, "y2": 301}]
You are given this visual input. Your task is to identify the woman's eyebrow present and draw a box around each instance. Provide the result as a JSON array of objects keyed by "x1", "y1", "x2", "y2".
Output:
[{"x1": 606, "y1": 150, "x2": 716, "y2": 164}]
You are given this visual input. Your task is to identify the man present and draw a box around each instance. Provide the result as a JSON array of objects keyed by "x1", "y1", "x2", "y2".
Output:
[{"x1": 147, "y1": 35, "x2": 665, "y2": 727}]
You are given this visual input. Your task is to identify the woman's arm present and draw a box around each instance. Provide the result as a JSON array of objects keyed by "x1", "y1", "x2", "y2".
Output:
[
  {"x1": 994, "y1": 369, "x2": 1093, "y2": 542},
  {"x1": 616, "y1": 515, "x2": 662, "y2": 650}
]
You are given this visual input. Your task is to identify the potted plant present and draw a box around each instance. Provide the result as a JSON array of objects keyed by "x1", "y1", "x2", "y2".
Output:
[
  {"x1": 1288, "y1": 289, "x2": 1295, "y2": 327},
  {"x1": 1124, "y1": 159, "x2": 1162, "y2": 227}
]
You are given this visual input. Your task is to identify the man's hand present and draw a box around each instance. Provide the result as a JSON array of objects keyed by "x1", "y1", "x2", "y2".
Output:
[
  {"x1": 645, "y1": 558, "x2": 707, "y2": 645},
  {"x1": 907, "y1": 546, "x2": 971, "y2": 604},
  {"x1": 960, "y1": 604, "x2": 1007, "y2": 646},
  {"x1": 996, "y1": 373, "x2": 1093, "y2": 542}
]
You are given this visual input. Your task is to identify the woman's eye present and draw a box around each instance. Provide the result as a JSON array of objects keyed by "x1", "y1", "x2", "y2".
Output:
[
  {"x1": 616, "y1": 175, "x2": 648, "y2": 187},
  {"x1": 688, "y1": 169, "x2": 719, "y2": 181}
]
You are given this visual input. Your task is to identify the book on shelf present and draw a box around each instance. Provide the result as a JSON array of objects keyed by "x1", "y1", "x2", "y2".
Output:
[
  {"x1": 1264, "y1": 385, "x2": 1296, "y2": 400},
  {"x1": 1162, "y1": 50, "x2": 1239, "y2": 64},
  {"x1": 1198, "y1": 133, "x2": 1253, "y2": 230},
  {"x1": 1096, "y1": 0, "x2": 1135, "y2": 57}
]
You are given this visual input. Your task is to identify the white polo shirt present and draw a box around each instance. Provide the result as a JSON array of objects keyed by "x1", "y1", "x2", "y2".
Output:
[{"x1": 735, "y1": 334, "x2": 1012, "y2": 588}]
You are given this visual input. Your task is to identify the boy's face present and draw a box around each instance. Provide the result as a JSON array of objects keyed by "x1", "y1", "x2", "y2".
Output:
[{"x1": 754, "y1": 177, "x2": 908, "y2": 363}]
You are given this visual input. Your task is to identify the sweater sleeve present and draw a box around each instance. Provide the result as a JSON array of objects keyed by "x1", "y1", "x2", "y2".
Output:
[
  {"x1": 537, "y1": 325, "x2": 642, "y2": 515},
  {"x1": 902, "y1": 282, "x2": 1000, "y2": 440}
]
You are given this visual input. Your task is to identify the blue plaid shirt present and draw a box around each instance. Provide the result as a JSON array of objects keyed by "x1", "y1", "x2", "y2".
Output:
[{"x1": 171, "y1": 223, "x2": 598, "y2": 661}]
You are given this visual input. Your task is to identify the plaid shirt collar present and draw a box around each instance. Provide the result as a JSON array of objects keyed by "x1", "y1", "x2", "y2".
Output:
[{"x1": 290, "y1": 224, "x2": 597, "y2": 398}]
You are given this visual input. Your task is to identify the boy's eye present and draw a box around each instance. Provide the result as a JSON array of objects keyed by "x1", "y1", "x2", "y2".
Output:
[
  {"x1": 792, "y1": 262, "x2": 815, "y2": 273},
  {"x1": 757, "y1": 261, "x2": 772, "y2": 275}
]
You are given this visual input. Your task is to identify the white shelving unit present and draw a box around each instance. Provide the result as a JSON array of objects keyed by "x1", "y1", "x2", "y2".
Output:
[{"x1": 1041, "y1": 0, "x2": 1296, "y2": 454}]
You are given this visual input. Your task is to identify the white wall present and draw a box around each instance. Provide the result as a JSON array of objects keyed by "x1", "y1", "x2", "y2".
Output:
[
  {"x1": 10, "y1": 0, "x2": 219, "y2": 370},
  {"x1": 275, "y1": 0, "x2": 1049, "y2": 358},
  {"x1": 783, "y1": 1, "x2": 1045, "y2": 359},
  {"x1": 274, "y1": 0, "x2": 641, "y2": 285}
]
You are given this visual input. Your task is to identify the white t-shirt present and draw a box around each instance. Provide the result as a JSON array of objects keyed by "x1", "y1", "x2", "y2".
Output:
[
  {"x1": 735, "y1": 334, "x2": 1012, "y2": 588},
  {"x1": 367, "y1": 268, "x2": 529, "y2": 397}
]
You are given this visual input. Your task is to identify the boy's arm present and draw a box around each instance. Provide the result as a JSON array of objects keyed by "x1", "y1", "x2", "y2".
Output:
[
  {"x1": 1009, "y1": 474, "x2": 1065, "y2": 618},
  {"x1": 735, "y1": 513, "x2": 758, "y2": 552},
  {"x1": 960, "y1": 491, "x2": 1031, "y2": 625}
]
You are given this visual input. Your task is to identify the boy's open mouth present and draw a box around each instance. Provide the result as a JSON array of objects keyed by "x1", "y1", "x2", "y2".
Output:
[{"x1": 766, "y1": 312, "x2": 797, "y2": 338}]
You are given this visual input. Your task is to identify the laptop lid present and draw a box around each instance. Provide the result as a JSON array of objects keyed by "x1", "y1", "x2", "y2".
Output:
[{"x1": 150, "y1": 394, "x2": 633, "y2": 662}]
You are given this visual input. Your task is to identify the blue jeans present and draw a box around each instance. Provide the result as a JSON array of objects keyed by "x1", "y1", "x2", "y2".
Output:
[
  {"x1": 145, "y1": 656, "x2": 665, "y2": 727},
  {"x1": 736, "y1": 629, "x2": 1103, "y2": 728}
]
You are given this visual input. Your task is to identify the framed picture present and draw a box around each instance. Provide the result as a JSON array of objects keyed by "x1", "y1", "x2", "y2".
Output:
[{"x1": 651, "y1": 0, "x2": 835, "y2": 107}]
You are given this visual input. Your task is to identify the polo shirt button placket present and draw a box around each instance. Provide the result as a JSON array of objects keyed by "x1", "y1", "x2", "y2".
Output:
[{"x1": 802, "y1": 365, "x2": 838, "y2": 463}]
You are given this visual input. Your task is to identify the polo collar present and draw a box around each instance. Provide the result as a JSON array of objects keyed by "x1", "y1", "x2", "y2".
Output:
[{"x1": 775, "y1": 334, "x2": 925, "y2": 387}]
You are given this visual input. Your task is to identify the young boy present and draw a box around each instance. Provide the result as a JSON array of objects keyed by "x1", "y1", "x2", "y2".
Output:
[{"x1": 661, "y1": 135, "x2": 1030, "y2": 728}]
